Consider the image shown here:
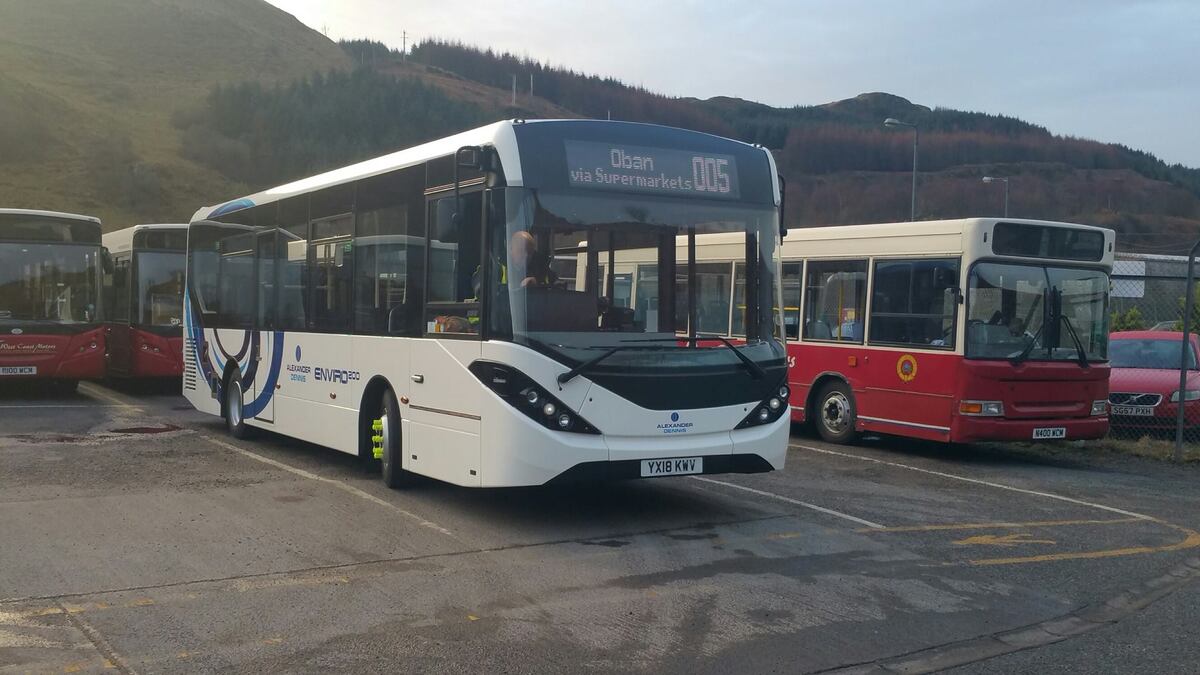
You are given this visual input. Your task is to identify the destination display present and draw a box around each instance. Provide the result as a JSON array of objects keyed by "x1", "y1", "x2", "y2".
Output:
[{"x1": 565, "y1": 141, "x2": 740, "y2": 199}]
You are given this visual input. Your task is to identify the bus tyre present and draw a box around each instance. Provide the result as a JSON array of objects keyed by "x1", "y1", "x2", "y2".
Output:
[
  {"x1": 815, "y1": 380, "x2": 859, "y2": 444},
  {"x1": 224, "y1": 373, "x2": 251, "y2": 439},
  {"x1": 380, "y1": 390, "x2": 413, "y2": 489}
]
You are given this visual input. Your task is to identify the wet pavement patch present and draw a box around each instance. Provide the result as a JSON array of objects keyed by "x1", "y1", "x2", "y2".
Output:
[{"x1": 110, "y1": 424, "x2": 180, "y2": 435}]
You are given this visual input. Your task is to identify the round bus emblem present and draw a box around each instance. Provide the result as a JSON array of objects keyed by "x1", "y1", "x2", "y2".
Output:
[
  {"x1": 295, "y1": 345, "x2": 302, "y2": 362},
  {"x1": 10, "y1": 328, "x2": 22, "y2": 335},
  {"x1": 896, "y1": 354, "x2": 917, "y2": 382},
  {"x1": 670, "y1": 412, "x2": 680, "y2": 422}
]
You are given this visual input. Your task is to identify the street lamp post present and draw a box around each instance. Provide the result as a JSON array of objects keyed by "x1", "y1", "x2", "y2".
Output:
[
  {"x1": 884, "y1": 118, "x2": 919, "y2": 221},
  {"x1": 982, "y1": 176, "x2": 1010, "y2": 217}
]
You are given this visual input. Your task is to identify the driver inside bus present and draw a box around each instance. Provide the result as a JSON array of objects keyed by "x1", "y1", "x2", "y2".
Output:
[{"x1": 473, "y1": 230, "x2": 557, "y2": 297}]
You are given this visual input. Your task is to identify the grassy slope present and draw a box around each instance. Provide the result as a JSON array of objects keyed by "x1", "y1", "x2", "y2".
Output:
[{"x1": 0, "y1": 0, "x2": 351, "y2": 229}]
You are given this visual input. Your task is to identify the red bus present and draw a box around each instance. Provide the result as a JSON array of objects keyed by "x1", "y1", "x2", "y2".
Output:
[
  {"x1": 0, "y1": 209, "x2": 106, "y2": 391},
  {"x1": 778, "y1": 218, "x2": 1114, "y2": 444},
  {"x1": 102, "y1": 224, "x2": 187, "y2": 378}
]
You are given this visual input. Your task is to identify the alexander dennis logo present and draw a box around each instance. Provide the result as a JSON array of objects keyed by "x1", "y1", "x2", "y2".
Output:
[
  {"x1": 657, "y1": 411, "x2": 693, "y2": 434},
  {"x1": 286, "y1": 343, "x2": 360, "y2": 385}
]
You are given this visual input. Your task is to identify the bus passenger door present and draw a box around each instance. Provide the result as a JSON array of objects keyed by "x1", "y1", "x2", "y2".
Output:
[
  {"x1": 105, "y1": 256, "x2": 132, "y2": 376},
  {"x1": 253, "y1": 230, "x2": 276, "y2": 423},
  {"x1": 405, "y1": 192, "x2": 483, "y2": 487}
]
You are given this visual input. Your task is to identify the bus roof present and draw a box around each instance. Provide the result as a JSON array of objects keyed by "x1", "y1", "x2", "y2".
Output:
[
  {"x1": 783, "y1": 217, "x2": 1115, "y2": 267},
  {"x1": 0, "y1": 208, "x2": 101, "y2": 225},
  {"x1": 192, "y1": 119, "x2": 779, "y2": 222},
  {"x1": 103, "y1": 223, "x2": 189, "y2": 255}
]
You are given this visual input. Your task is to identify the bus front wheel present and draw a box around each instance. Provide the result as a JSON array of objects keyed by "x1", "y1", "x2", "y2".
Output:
[
  {"x1": 815, "y1": 380, "x2": 859, "y2": 444},
  {"x1": 379, "y1": 390, "x2": 414, "y2": 489}
]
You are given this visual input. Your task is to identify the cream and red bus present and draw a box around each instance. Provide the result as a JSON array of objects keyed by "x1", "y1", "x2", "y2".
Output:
[{"x1": 652, "y1": 218, "x2": 1113, "y2": 443}]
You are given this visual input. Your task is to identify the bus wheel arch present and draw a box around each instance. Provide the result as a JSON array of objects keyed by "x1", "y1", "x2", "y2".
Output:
[
  {"x1": 359, "y1": 377, "x2": 414, "y2": 488},
  {"x1": 808, "y1": 373, "x2": 859, "y2": 445}
]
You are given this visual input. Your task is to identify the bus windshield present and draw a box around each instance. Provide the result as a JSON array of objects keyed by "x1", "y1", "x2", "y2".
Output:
[
  {"x1": 0, "y1": 243, "x2": 100, "y2": 323},
  {"x1": 966, "y1": 262, "x2": 1108, "y2": 362},
  {"x1": 135, "y1": 251, "x2": 185, "y2": 327},
  {"x1": 488, "y1": 188, "x2": 784, "y2": 371}
]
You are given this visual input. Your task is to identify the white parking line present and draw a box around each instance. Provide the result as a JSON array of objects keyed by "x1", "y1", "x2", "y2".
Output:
[
  {"x1": 790, "y1": 442, "x2": 1157, "y2": 521},
  {"x1": 689, "y1": 475, "x2": 886, "y2": 529},
  {"x1": 201, "y1": 435, "x2": 460, "y2": 540},
  {"x1": 0, "y1": 404, "x2": 133, "y2": 409}
]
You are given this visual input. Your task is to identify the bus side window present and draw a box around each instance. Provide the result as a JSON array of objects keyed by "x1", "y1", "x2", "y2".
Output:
[
  {"x1": 308, "y1": 185, "x2": 354, "y2": 332},
  {"x1": 869, "y1": 258, "x2": 959, "y2": 348},
  {"x1": 353, "y1": 166, "x2": 421, "y2": 336},
  {"x1": 804, "y1": 260, "x2": 867, "y2": 343},
  {"x1": 277, "y1": 196, "x2": 309, "y2": 332}
]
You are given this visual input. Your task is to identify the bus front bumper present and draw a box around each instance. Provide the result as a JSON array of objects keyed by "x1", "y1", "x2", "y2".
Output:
[{"x1": 951, "y1": 415, "x2": 1109, "y2": 443}]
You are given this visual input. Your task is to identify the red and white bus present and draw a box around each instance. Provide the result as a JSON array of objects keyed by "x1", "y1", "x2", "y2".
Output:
[
  {"x1": 103, "y1": 224, "x2": 188, "y2": 378},
  {"x1": 0, "y1": 209, "x2": 106, "y2": 391},
  {"x1": 778, "y1": 218, "x2": 1114, "y2": 443}
]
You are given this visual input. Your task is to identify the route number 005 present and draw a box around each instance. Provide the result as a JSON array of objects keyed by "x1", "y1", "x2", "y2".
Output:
[{"x1": 692, "y1": 156, "x2": 731, "y2": 194}]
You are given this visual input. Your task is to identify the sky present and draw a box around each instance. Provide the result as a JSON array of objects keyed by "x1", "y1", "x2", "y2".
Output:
[{"x1": 265, "y1": 0, "x2": 1200, "y2": 168}]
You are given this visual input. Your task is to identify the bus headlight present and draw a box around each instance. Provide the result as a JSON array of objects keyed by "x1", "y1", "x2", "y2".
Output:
[
  {"x1": 735, "y1": 380, "x2": 791, "y2": 429},
  {"x1": 1091, "y1": 400, "x2": 1108, "y2": 415},
  {"x1": 1171, "y1": 390, "x2": 1200, "y2": 402},
  {"x1": 468, "y1": 361, "x2": 600, "y2": 435},
  {"x1": 959, "y1": 400, "x2": 1004, "y2": 416}
]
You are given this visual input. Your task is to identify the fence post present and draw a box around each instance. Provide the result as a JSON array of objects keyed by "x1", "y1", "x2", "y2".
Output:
[{"x1": 1174, "y1": 239, "x2": 1200, "y2": 460}]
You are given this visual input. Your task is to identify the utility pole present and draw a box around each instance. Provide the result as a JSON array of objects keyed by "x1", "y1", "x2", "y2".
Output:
[
  {"x1": 401, "y1": 31, "x2": 407, "y2": 61},
  {"x1": 511, "y1": 74, "x2": 516, "y2": 106},
  {"x1": 529, "y1": 73, "x2": 534, "y2": 102}
]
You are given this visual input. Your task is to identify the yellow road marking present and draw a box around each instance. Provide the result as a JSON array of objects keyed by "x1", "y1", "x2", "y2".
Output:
[
  {"x1": 467, "y1": 614, "x2": 480, "y2": 621},
  {"x1": 954, "y1": 533, "x2": 1057, "y2": 547},
  {"x1": 77, "y1": 383, "x2": 141, "y2": 409},
  {"x1": 263, "y1": 637, "x2": 284, "y2": 645},
  {"x1": 970, "y1": 523, "x2": 1200, "y2": 566},
  {"x1": 859, "y1": 517, "x2": 1142, "y2": 533}
]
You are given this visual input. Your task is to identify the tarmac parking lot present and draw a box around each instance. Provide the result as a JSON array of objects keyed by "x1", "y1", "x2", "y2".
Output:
[{"x1": 3, "y1": 382, "x2": 1200, "y2": 674}]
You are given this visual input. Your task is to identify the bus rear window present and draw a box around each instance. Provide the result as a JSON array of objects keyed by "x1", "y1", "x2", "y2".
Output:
[{"x1": 992, "y1": 222, "x2": 1104, "y2": 261}]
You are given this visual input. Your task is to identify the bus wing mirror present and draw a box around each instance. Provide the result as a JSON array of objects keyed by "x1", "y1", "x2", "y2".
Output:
[
  {"x1": 457, "y1": 145, "x2": 484, "y2": 171},
  {"x1": 948, "y1": 286, "x2": 963, "y2": 304},
  {"x1": 777, "y1": 172, "x2": 787, "y2": 240},
  {"x1": 101, "y1": 248, "x2": 114, "y2": 274}
]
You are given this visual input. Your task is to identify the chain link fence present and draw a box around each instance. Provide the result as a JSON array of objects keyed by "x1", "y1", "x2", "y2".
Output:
[{"x1": 1109, "y1": 252, "x2": 1199, "y2": 455}]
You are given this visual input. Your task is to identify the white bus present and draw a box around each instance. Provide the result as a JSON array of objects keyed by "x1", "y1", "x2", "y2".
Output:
[{"x1": 183, "y1": 120, "x2": 791, "y2": 488}]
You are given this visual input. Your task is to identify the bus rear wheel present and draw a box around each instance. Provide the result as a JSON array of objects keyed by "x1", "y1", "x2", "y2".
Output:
[
  {"x1": 224, "y1": 373, "x2": 251, "y2": 439},
  {"x1": 815, "y1": 380, "x2": 859, "y2": 444},
  {"x1": 379, "y1": 390, "x2": 414, "y2": 489}
]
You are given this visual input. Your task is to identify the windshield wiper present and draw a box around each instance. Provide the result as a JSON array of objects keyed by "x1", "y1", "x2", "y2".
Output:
[
  {"x1": 1010, "y1": 321, "x2": 1045, "y2": 367},
  {"x1": 620, "y1": 334, "x2": 766, "y2": 380},
  {"x1": 555, "y1": 344, "x2": 678, "y2": 385},
  {"x1": 1058, "y1": 313, "x2": 1090, "y2": 368}
]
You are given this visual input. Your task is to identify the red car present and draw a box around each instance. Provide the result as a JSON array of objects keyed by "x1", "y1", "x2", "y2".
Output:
[{"x1": 1108, "y1": 331, "x2": 1200, "y2": 433}]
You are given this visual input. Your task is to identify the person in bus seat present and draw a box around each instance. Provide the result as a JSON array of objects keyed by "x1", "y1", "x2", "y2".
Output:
[{"x1": 472, "y1": 231, "x2": 557, "y2": 298}]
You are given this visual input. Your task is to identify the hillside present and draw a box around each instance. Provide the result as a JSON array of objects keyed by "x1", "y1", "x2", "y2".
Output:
[
  {"x1": 0, "y1": 0, "x2": 351, "y2": 227},
  {"x1": 1, "y1": 4, "x2": 1198, "y2": 253}
]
